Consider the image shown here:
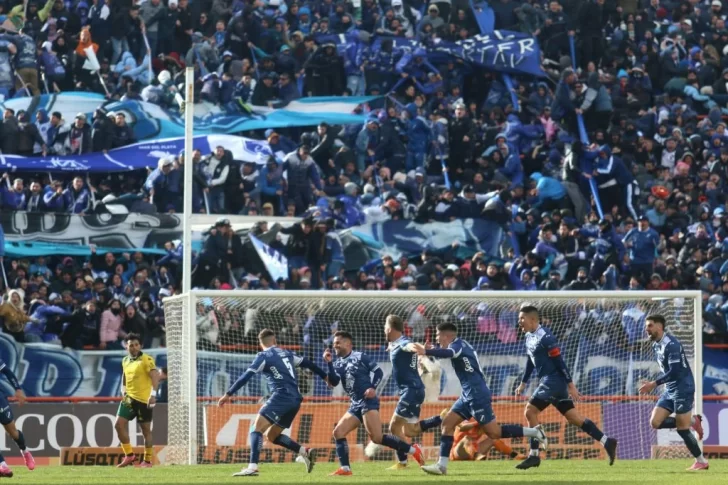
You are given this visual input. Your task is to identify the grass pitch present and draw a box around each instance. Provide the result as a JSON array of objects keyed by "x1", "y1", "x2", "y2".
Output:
[{"x1": 11, "y1": 460, "x2": 727, "y2": 485}]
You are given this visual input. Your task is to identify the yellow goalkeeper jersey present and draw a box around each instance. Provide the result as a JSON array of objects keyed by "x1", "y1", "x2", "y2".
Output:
[{"x1": 122, "y1": 353, "x2": 156, "y2": 403}]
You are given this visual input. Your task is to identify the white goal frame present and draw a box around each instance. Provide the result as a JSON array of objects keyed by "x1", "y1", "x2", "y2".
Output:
[{"x1": 164, "y1": 289, "x2": 702, "y2": 465}]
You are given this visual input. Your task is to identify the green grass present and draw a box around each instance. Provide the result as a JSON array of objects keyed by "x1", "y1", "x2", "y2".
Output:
[{"x1": 13, "y1": 460, "x2": 728, "y2": 485}]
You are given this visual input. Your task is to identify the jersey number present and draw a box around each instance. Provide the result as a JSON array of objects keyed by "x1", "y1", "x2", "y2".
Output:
[{"x1": 281, "y1": 358, "x2": 296, "y2": 378}]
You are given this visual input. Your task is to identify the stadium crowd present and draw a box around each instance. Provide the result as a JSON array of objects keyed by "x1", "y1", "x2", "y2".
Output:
[{"x1": 2, "y1": 0, "x2": 728, "y2": 350}]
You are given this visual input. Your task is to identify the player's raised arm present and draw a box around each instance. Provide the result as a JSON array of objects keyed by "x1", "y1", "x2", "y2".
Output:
[
  {"x1": 323, "y1": 347, "x2": 341, "y2": 387},
  {"x1": 219, "y1": 354, "x2": 265, "y2": 407}
]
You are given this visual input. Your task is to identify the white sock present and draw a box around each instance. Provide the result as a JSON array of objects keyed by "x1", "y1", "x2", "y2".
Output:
[
  {"x1": 529, "y1": 449, "x2": 539, "y2": 457},
  {"x1": 0, "y1": 461, "x2": 6, "y2": 467},
  {"x1": 409, "y1": 446, "x2": 416, "y2": 454},
  {"x1": 523, "y1": 427, "x2": 540, "y2": 438},
  {"x1": 247, "y1": 463, "x2": 258, "y2": 470},
  {"x1": 299, "y1": 447, "x2": 307, "y2": 456},
  {"x1": 696, "y1": 455, "x2": 708, "y2": 464},
  {"x1": 437, "y1": 457, "x2": 449, "y2": 468},
  {"x1": 342, "y1": 466, "x2": 351, "y2": 471},
  {"x1": 600, "y1": 436, "x2": 608, "y2": 446},
  {"x1": 399, "y1": 460, "x2": 408, "y2": 464},
  {"x1": 691, "y1": 416, "x2": 697, "y2": 426}
]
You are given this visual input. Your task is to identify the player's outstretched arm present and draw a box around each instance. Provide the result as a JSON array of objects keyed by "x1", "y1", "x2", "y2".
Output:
[{"x1": 298, "y1": 357, "x2": 329, "y2": 382}]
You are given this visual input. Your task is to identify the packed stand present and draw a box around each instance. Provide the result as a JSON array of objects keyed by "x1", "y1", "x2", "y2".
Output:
[{"x1": 2, "y1": 0, "x2": 728, "y2": 344}]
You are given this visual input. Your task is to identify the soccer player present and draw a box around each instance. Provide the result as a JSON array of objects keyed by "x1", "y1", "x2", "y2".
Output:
[
  {"x1": 414, "y1": 322, "x2": 547, "y2": 475},
  {"x1": 638, "y1": 314, "x2": 708, "y2": 471},
  {"x1": 0, "y1": 358, "x2": 35, "y2": 477},
  {"x1": 515, "y1": 305, "x2": 617, "y2": 470},
  {"x1": 218, "y1": 329, "x2": 329, "y2": 477},
  {"x1": 383, "y1": 314, "x2": 443, "y2": 469},
  {"x1": 325, "y1": 330, "x2": 426, "y2": 476},
  {"x1": 116, "y1": 333, "x2": 159, "y2": 468}
]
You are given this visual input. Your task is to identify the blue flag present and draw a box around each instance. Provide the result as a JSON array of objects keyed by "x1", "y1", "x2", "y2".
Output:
[
  {"x1": 0, "y1": 135, "x2": 273, "y2": 173},
  {"x1": 336, "y1": 31, "x2": 545, "y2": 78}
]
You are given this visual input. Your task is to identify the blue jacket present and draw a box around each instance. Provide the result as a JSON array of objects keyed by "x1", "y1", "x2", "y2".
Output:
[
  {"x1": 144, "y1": 168, "x2": 168, "y2": 193},
  {"x1": 504, "y1": 114, "x2": 543, "y2": 154},
  {"x1": 1, "y1": 187, "x2": 26, "y2": 210},
  {"x1": 406, "y1": 104, "x2": 429, "y2": 154},
  {"x1": 259, "y1": 165, "x2": 283, "y2": 196},
  {"x1": 580, "y1": 226, "x2": 626, "y2": 261},
  {"x1": 594, "y1": 146, "x2": 634, "y2": 185},
  {"x1": 42, "y1": 187, "x2": 65, "y2": 211},
  {"x1": 158, "y1": 245, "x2": 183, "y2": 267},
  {"x1": 530, "y1": 172, "x2": 565, "y2": 205},
  {"x1": 623, "y1": 227, "x2": 660, "y2": 264},
  {"x1": 62, "y1": 188, "x2": 91, "y2": 214}
]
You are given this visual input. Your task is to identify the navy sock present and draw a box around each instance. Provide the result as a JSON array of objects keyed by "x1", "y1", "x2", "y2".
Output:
[
  {"x1": 14, "y1": 431, "x2": 25, "y2": 451},
  {"x1": 273, "y1": 434, "x2": 301, "y2": 454},
  {"x1": 439, "y1": 435, "x2": 454, "y2": 459},
  {"x1": 581, "y1": 418, "x2": 605, "y2": 442},
  {"x1": 419, "y1": 415, "x2": 442, "y2": 432},
  {"x1": 530, "y1": 438, "x2": 539, "y2": 450},
  {"x1": 249, "y1": 431, "x2": 263, "y2": 465},
  {"x1": 659, "y1": 418, "x2": 677, "y2": 429},
  {"x1": 500, "y1": 424, "x2": 524, "y2": 438},
  {"x1": 677, "y1": 429, "x2": 702, "y2": 458},
  {"x1": 381, "y1": 434, "x2": 412, "y2": 454},
  {"x1": 335, "y1": 438, "x2": 350, "y2": 468},
  {"x1": 396, "y1": 450, "x2": 408, "y2": 462}
]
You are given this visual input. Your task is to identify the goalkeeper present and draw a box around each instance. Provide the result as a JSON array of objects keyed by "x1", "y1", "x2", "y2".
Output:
[
  {"x1": 451, "y1": 418, "x2": 526, "y2": 461},
  {"x1": 115, "y1": 333, "x2": 160, "y2": 468}
]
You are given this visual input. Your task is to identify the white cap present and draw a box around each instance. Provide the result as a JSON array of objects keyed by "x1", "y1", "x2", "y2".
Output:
[
  {"x1": 446, "y1": 264, "x2": 459, "y2": 271},
  {"x1": 713, "y1": 0, "x2": 722, "y2": 7},
  {"x1": 363, "y1": 183, "x2": 376, "y2": 194},
  {"x1": 682, "y1": 18, "x2": 692, "y2": 26},
  {"x1": 49, "y1": 293, "x2": 61, "y2": 301},
  {"x1": 392, "y1": 0, "x2": 402, "y2": 5}
]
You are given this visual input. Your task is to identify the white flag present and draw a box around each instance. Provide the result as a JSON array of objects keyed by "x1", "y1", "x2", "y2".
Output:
[{"x1": 82, "y1": 46, "x2": 101, "y2": 72}]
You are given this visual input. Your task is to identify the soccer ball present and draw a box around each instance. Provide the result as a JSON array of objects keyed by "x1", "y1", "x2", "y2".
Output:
[{"x1": 364, "y1": 441, "x2": 384, "y2": 458}]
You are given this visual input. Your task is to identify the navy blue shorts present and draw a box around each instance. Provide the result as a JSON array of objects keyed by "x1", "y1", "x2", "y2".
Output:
[
  {"x1": 394, "y1": 388, "x2": 425, "y2": 423},
  {"x1": 451, "y1": 393, "x2": 495, "y2": 426},
  {"x1": 656, "y1": 392, "x2": 694, "y2": 415},
  {"x1": 259, "y1": 396, "x2": 302, "y2": 429},
  {"x1": 0, "y1": 396, "x2": 13, "y2": 425},
  {"x1": 530, "y1": 379, "x2": 575, "y2": 414},
  {"x1": 348, "y1": 398, "x2": 380, "y2": 422}
]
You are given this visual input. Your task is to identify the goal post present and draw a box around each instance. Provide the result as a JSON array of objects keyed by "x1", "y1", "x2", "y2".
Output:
[{"x1": 163, "y1": 290, "x2": 703, "y2": 465}]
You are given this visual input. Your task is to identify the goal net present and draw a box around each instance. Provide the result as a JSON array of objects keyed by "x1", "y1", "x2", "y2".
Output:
[{"x1": 162, "y1": 290, "x2": 702, "y2": 465}]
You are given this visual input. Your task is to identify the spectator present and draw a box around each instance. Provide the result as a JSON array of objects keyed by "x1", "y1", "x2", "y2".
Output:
[
  {"x1": 0, "y1": 290, "x2": 34, "y2": 342},
  {"x1": 99, "y1": 298, "x2": 126, "y2": 350},
  {"x1": 63, "y1": 176, "x2": 91, "y2": 214}
]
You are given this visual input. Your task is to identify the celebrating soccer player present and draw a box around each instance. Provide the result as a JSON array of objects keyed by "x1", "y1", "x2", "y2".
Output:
[
  {"x1": 324, "y1": 330, "x2": 426, "y2": 476},
  {"x1": 382, "y1": 315, "x2": 443, "y2": 470},
  {"x1": 413, "y1": 322, "x2": 547, "y2": 476},
  {"x1": 219, "y1": 329, "x2": 329, "y2": 476},
  {"x1": 116, "y1": 333, "x2": 159, "y2": 468},
  {"x1": 515, "y1": 305, "x2": 617, "y2": 469},
  {"x1": 638, "y1": 314, "x2": 708, "y2": 471},
  {"x1": 0, "y1": 358, "x2": 35, "y2": 476}
]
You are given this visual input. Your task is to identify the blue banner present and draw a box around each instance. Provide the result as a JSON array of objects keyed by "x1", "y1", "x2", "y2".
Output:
[
  {"x1": 1, "y1": 93, "x2": 374, "y2": 143},
  {"x1": 250, "y1": 234, "x2": 289, "y2": 282},
  {"x1": 345, "y1": 30, "x2": 545, "y2": 78},
  {"x1": 1, "y1": 332, "x2": 720, "y2": 399},
  {"x1": 704, "y1": 347, "x2": 728, "y2": 395},
  {"x1": 339, "y1": 219, "x2": 504, "y2": 271},
  {"x1": 0, "y1": 134, "x2": 272, "y2": 172}
]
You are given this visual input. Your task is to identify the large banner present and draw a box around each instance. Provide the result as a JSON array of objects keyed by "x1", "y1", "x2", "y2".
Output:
[
  {"x1": 320, "y1": 31, "x2": 545, "y2": 78},
  {"x1": 1, "y1": 211, "x2": 184, "y2": 249},
  {"x1": 703, "y1": 347, "x2": 728, "y2": 395},
  {"x1": 1, "y1": 93, "x2": 372, "y2": 142},
  {"x1": 341, "y1": 219, "x2": 506, "y2": 270},
  {"x1": 0, "y1": 135, "x2": 272, "y2": 173},
  {"x1": 7, "y1": 403, "x2": 167, "y2": 458}
]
